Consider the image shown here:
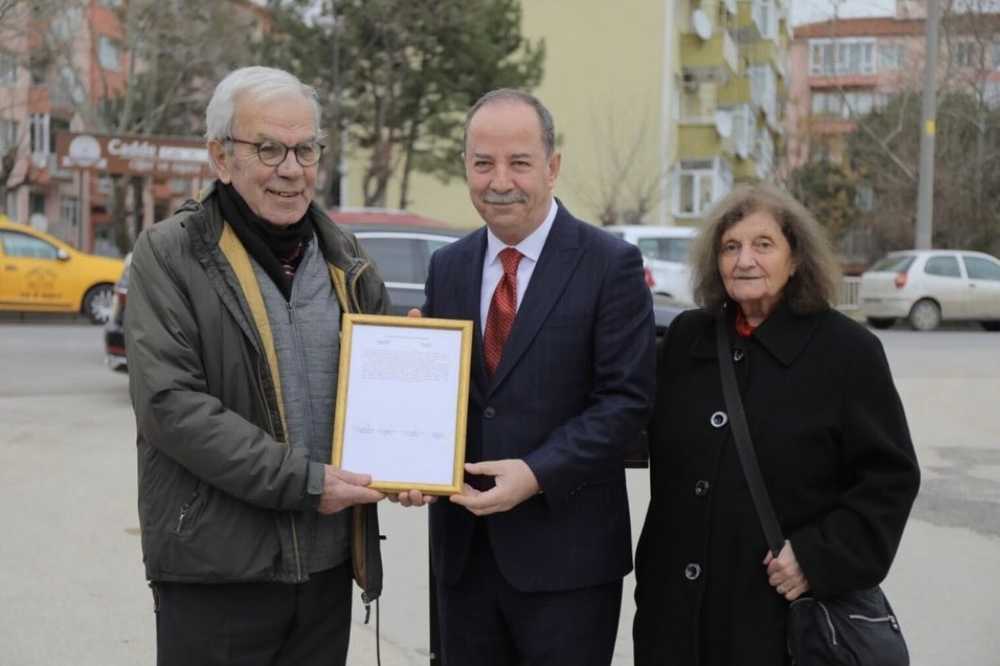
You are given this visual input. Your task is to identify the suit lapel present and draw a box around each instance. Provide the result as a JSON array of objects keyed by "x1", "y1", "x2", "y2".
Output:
[
  {"x1": 459, "y1": 230, "x2": 489, "y2": 401},
  {"x1": 488, "y1": 209, "x2": 582, "y2": 395}
]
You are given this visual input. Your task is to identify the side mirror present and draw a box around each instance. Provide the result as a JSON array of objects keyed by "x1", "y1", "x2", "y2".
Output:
[{"x1": 57, "y1": 248, "x2": 70, "y2": 261}]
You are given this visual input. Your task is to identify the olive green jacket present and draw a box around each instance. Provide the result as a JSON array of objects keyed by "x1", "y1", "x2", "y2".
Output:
[{"x1": 127, "y1": 184, "x2": 387, "y2": 601}]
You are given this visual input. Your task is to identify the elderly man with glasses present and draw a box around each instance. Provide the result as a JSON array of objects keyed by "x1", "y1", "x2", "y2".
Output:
[{"x1": 125, "y1": 66, "x2": 390, "y2": 666}]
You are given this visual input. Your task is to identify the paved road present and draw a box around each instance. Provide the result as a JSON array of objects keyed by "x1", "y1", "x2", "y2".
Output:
[{"x1": 0, "y1": 321, "x2": 998, "y2": 665}]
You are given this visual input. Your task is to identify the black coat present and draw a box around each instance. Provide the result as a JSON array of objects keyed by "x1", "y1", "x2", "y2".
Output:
[{"x1": 633, "y1": 304, "x2": 920, "y2": 665}]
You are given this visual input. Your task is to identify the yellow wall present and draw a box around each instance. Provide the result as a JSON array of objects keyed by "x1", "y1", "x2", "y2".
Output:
[{"x1": 343, "y1": 1, "x2": 674, "y2": 229}]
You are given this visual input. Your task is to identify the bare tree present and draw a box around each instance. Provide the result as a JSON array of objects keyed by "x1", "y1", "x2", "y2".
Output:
[{"x1": 569, "y1": 102, "x2": 667, "y2": 227}]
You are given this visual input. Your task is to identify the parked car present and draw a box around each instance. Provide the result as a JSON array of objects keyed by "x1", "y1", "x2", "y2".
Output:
[
  {"x1": 349, "y1": 225, "x2": 464, "y2": 315},
  {"x1": 859, "y1": 249, "x2": 1000, "y2": 331},
  {"x1": 603, "y1": 224, "x2": 698, "y2": 304},
  {"x1": 104, "y1": 253, "x2": 131, "y2": 372},
  {"x1": 0, "y1": 216, "x2": 124, "y2": 324},
  {"x1": 105, "y1": 222, "x2": 687, "y2": 372}
]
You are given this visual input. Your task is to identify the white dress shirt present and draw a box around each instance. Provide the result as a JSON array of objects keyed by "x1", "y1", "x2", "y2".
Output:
[{"x1": 480, "y1": 198, "x2": 558, "y2": 334}]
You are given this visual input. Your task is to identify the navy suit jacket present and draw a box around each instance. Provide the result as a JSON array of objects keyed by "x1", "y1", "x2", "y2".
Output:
[{"x1": 423, "y1": 203, "x2": 656, "y2": 593}]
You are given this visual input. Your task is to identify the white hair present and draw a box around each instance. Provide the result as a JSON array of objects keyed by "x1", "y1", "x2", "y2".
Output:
[{"x1": 204, "y1": 66, "x2": 322, "y2": 141}]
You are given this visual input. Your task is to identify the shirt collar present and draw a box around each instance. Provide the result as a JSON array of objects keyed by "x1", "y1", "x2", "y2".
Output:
[{"x1": 485, "y1": 197, "x2": 558, "y2": 266}]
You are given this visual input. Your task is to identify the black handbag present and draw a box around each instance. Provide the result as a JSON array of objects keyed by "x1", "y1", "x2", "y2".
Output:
[{"x1": 714, "y1": 311, "x2": 909, "y2": 666}]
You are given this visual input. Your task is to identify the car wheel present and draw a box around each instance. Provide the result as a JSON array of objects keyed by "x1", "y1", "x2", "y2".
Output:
[
  {"x1": 866, "y1": 317, "x2": 896, "y2": 330},
  {"x1": 982, "y1": 321, "x2": 1000, "y2": 332},
  {"x1": 83, "y1": 284, "x2": 114, "y2": 325},
  {"x1": 908, "y1": 299, "x2": 941, "y2": 331}
]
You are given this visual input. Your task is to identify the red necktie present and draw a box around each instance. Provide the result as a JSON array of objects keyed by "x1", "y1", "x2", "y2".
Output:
[{"x1": 483, "y1": 247, "x2": 523, "y2": 377}]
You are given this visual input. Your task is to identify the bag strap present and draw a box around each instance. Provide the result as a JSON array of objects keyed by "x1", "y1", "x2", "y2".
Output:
[{"x1": 715, "y1": 309, "x2": 786, "y2": 557}]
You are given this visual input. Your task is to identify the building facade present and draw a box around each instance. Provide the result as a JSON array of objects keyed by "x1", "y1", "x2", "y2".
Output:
[
  {"x1": 0, "y1": 0, "x2": 269, "y2": 254},
  {"x1": 341, "y1": 0, "x2": 789, "y2": 229}
]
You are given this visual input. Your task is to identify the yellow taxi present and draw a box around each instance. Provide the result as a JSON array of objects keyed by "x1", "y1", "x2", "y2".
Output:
[{"x1": 0, "y1": 216, "x2": 125, "y2": 324}]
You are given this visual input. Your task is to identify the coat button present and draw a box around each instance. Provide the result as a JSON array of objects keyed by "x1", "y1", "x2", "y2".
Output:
[
  {"x1": 694, "y1": 480, "x2": 711, "y2": 497},
  {"x1": 733, "y1": 349, "x2": 745, "y2": 362},
  {"x1": 684, "y1": 563, "x2": 702, "y2": 580},
  {"x1": 710, "y1": 411, "x2": 728, "y2": 428},
  {"x1": 483, "y1": 406, "x2": 496, "y2": 419}
]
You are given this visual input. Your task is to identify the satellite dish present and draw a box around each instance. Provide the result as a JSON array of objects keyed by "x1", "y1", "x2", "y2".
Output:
[
  {"x1": 692, "y1": 9, "x2": 713, "y2": 40},
  {"x1": 714, "y1": 110, "x2": 733, "y2": 138}
]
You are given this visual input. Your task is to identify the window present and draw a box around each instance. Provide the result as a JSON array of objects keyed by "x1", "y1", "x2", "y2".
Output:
[
  {"x1": 871, "y1": 255, "x2": 915, "y2": 272},
  {"x1": 837, "y1": 40, "x2": 875, "y2": 75},
  {"x1": 924, "y1": 255, "x2": 961, "y2": 278},
  {"x1": 0, "y1": 52, "x2": 16, "y2": 85},
  {"x1": 754, "y1": 125, "x2": 775, "y2": 179},
  {"x1": 637, "y1": 238, "x2": 693, "y2": 263},
  {"x1": 98, "y1": 36, "x2": 121, "y2": 72},
  {"x1": 963, "y1": 255, "x2": 1000, "y2": 281},
  {"x1": 0, "y1": 231, "x2": 59, "y2": 259},
  {"x1": 0, "y1": 119, "x2": 17, "y2": 151},
  {"x1": 953, "y1": 41, "x2": 978, "y2": 68},
  {"x1": 810, "y1": 40, "x2": 836, "y2": 75},
  {"x1": 731, "y1": 105, "x2": 754, "y2": 159},
  {"x1": 749, "y1": 65, "x2": 777, "y2": 124},
  {"x1": 811, "y1": 91, "x2": 875, "y2": 119},
  {"x1": 674, "y1": 158, "x2": 732, "y2": 217},
  {"x1": 356, "y1": 237, "x2": 423, "y2": 284},
  {"x1": 753, "y1": 0, "x2": 777, "y2": 39},
  {"x1": 811, "y1": 39, "x2": 876, "y2": 75},
  {"x1": 61, "y1": 196, "x2": 80, "y2": 229},
  {"x1": 49, "y1": 117, "x2": 69, "y2": 154},
  {"x1": 29, "y1": 113, "x2": 49, "y2": 155},
  {"x1": 53, "y1": 7, "x2": 83, "y2": 40},
  {"x1": 878, "y1": 43, "x2": 904, "y2": 70}
]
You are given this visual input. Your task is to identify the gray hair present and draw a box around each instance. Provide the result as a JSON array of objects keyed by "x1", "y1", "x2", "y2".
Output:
[
  {"x1": 205, "y1": 66, "x2": 322, "y2": 142},
  {"x1": 690, "y1": 183, "x2": 841, "y2": 314},
  {"x1": 464, "y1": 88, "x2": 555, "y2": 157}
]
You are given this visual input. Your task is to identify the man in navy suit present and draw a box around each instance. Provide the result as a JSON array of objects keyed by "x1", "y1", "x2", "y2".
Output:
[{"x1": 416, "y1": 89, "x2": 655, "y2": 665}]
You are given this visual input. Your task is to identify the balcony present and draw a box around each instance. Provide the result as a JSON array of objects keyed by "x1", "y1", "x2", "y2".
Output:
[{"x1": 680, "y1": 28, "x2": 739, "y2": 81}]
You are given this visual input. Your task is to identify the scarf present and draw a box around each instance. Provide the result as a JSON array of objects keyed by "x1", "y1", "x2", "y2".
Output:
[{"x1": 215, "y1": 181, "x2": 314, "y2": 301}]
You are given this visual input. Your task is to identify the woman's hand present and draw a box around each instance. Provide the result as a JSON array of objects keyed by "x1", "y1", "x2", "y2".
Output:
[{"x1": 763, "y1": 540, "x2": 810, "y2": 601}]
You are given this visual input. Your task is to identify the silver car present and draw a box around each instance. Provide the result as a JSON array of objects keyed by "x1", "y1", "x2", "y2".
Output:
[{"x1": 859, "y1": 250, "x2": 1000, "y2": 331}]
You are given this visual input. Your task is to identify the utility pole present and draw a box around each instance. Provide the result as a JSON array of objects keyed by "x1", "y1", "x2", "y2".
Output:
[{"x1": 915, "y1": 0, "x2": 940, "y2": 249}]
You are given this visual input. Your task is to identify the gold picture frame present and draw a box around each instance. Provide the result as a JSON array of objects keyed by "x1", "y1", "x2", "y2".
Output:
[{"x1": 331, "y1": 313, "x2": 473, "y2": 495}]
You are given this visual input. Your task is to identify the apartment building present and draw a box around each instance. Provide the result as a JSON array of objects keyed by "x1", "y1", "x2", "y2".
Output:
[
  {"x1": 343, "y1": 0, "x2": 790, "y2": 229},
  {"x1": 674, "y1": 0, "x2": 790, "y2": 223},
  {"x1": 786, "y1": 0, "x2": 1000, "y2": 170},
  {"x1": 0, "y1": 0, "x2": 269, "y2": 254}
]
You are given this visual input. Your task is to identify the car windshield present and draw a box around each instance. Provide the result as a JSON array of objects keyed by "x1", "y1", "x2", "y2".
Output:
[
  {"x1": 869, "y1": 255, "x2": 916, "y2": 272},
  {"x1": 637, "y1": 237, "x2": 693, "y2": 263}
]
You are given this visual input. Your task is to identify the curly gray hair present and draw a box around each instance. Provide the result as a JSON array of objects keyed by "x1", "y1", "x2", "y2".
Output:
[{"x1": 689, "y1": 183, "x2": 841, "y2": 314}]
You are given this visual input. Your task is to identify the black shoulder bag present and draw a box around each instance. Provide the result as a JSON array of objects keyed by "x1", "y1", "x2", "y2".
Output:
[{"x1": 714, "y1": 312, "x2": 909, "y2": 666}]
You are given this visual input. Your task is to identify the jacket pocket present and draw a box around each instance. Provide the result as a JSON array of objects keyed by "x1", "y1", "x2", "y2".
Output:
[{"x1": 173, "y1": 482, "x2": 205, "y2": 536}]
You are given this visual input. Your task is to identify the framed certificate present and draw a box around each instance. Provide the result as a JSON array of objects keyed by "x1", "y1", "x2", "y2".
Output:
[{"x1": 331, "y1": 313, "x2": 473, "y2": 495}]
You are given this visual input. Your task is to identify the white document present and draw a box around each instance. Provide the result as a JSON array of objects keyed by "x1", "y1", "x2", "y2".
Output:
[{"x1": 339, "y1": 323, "x2": 463, "y2": 486}]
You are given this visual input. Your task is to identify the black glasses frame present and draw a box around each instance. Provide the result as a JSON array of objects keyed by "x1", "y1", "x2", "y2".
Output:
[{"x1": 225, "y1": 137, "x2": 325, "y2": 167}]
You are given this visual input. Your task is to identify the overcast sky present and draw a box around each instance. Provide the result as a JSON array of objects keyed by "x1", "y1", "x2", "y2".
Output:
[{"x1": 791, "y1": 0, "x2": 897, "y2": 25}]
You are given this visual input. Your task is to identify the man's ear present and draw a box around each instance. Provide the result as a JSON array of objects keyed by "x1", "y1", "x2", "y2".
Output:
[
  {"x1": 208, "y1": 140, "x2": 232, "y2": 184},
  {"x1": 545, "y1": 151, "x2": 561, "y2": 188}
]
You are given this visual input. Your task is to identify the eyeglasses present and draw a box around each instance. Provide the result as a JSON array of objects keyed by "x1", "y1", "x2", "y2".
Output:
[{"x1": 225, "y1": 137, "x2": 325, "y2": 167}]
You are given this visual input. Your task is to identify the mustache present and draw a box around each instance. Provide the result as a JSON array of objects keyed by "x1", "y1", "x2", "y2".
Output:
[{"x1": 482, "y1": 191, "x2": 528, "y2": 205}]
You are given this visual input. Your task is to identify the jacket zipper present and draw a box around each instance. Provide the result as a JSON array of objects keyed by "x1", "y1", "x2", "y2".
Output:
[
  {"x1": 848, "y1": 613, "x2": 900, "y2": 631},
  {"x1": 175, "y1": 486, "x2": 201, "y2": 534},
  {"x1": 285, "y1": 299, "x2": 305, "y2": 582},
  {"x1": 255, "y1": 354, "x2": 304, "y2": 581}
]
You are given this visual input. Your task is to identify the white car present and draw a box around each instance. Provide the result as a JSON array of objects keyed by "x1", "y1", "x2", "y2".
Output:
[
  {"x1": 604, "y1": 225, "x2": 698, "y2": 304},
  {"x1": 859, "y1": 250, "x2": 1000, "y2": 331}
]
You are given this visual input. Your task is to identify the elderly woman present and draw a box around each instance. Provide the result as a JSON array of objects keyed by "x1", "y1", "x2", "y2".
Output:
[{"x1": 633, "y1": 184, "x2": 920, "y2": 665}]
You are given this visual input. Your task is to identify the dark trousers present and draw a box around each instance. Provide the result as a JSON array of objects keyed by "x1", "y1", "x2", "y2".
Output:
[
  {"x1": 436, "y1": 523, "x2": 623, "y2": 666},
  {"x1": 152, "y1": 562, "x2": 352, "y2": 666}
]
